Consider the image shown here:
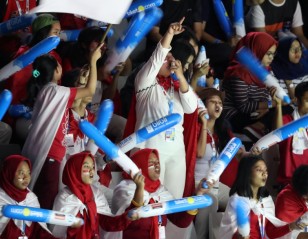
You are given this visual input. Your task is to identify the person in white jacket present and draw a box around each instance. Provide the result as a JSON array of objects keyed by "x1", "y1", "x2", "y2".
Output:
[
  {"x1": 52, "y1": 151, "x2": 144, "y2": 239},
  {"x1": 0, "y1": 155, "x2": 57, "y2": 239}
]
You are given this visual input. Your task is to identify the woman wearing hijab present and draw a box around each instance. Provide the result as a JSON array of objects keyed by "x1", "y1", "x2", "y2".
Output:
[
  {"x1": 222, "y1": 32, "x2": 281, "y2": 141},
  {"x1": 124, "y1": 18, "x2": 198, "y2": 200},
  {"x1": 52, "y1": 152, "x2": 144, "y2": 239},
  {"x1": 112, "y1": 148, "x2": 208, "y2": 239},
  {"x1": 271, "y1": 36, "x2": 308, "y2": 101},
  {"x1": 0, "y1": 155, "x2": 57, "y2": 239}
]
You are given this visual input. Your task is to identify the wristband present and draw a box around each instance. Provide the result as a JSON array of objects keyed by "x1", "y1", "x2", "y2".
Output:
[
  {"x1": 131, "y1": 199, "x2": 143, "y2": 207},
  {"x1": 187, "y1": 209, "x2": 199, "y2": 215},
  {"x1": 267, "y1": 100, "x2": 273, "y2": 109}
]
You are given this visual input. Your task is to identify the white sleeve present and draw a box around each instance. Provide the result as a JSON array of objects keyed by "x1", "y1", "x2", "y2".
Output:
[
  {"x1": 218, "y1": 196, "x2": 237, "y2": 239},
  {"x1": 246, "y1": 5, "x2": 265, "y2": 28},
  {"x1": 179, "y1": 86, "x2": 198, "y2": 114},
  {"x1": 111, "y1": 180, "x2": 136, "y2": 215},
  {"x1": 51, "y1": 189, "x2": 85, "y2": 238},
  {"x1": 135, "y1": 42, "x2": 171, "y2": 92},
  {"x1": 292, "y1": 2, "x2": 303, "y2": 28},
  {"x1": 92, "y1": 186, "x2": 113, "y2": 216}
]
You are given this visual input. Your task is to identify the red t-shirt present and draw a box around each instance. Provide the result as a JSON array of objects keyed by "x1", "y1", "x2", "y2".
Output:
[
  {"x1": 58, "y1": 13, "x2": 87, "y2": 30},
  {"x1": 278, "y1": 115, "x2": 308, "y2": 185},
  {"x1": 3, "y1": 0, "x2": 37, "y2": 21},
  {"x1": 47, "y1": 88, "x2": 77, "y2": 162},
  {"x1": 232, "y1": 210, "x2": 290, "y2": 239}
]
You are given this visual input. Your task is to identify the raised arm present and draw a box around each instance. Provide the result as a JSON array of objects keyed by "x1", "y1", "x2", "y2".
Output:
[
  {"x1": 135, "y1": 18, "x2": 185, "y2": 92},
  {"x1": 75, "y1": 43, "x2": 102, "y2": 100}
]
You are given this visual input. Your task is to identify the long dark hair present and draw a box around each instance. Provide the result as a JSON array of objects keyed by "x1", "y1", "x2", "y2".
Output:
[
  {"x1": 171, "y1": 39, "x2": 196, "y2": 67},
  {"x1": 68, "y1": 26, "x2": 106, "y2": 68},
  {"x1": 24, "y1": 54, "x2": 58, "y2": 107},
  {"x1": 198, "y1": 88, "x2": 229, "y2": 152},
  {"x1": 230, "y1": 155, "x2": 269, "y2": 199},
  {"x1": 292, "y1": 165, "x2": 308, "y2": 197}
]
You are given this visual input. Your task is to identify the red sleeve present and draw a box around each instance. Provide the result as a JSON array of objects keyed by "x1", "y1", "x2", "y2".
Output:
[
  {"x1": 265, "y1": 220, "x2": 290, "y2": 239},
  {"x1": 167, "y1": 211, "x2": 195, "y2": 228},
  {"x1": 67, "y1": 88, "x2": 78, "y2": 108},
  {"x1": 49, "y1": 50, "x2": 62, "y2": 66},
  {"x1": 275, "y1": 185, "x2": 307, "y2": 223},
  {"x1": 282, "y1": 114, "x2": 293, "y2": 125},
  {"x1": 220, "y1": 129, "x2": 239, "y2": 187}
]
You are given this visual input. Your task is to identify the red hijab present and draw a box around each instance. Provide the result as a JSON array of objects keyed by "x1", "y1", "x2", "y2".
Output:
[
  {"x1": 122, "y1": 148, "x2": 161, "y2": 193},
  {"x1": 0, "y1": 155, "x2": 31, "y2": 202},
  {"x1": 62, "y1": 152, "x2": 98, "y2": 238},
  {"x1": 224, "y1": 32, "x2": 278, "y2": 87},
  {"x1": 123, "y1": 148, "x2": 161, "y2": 239}
]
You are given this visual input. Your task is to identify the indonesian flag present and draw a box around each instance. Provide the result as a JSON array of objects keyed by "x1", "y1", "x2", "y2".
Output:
[{"x1": 30, "y1": 0, "x2": 132, "y2": 24}]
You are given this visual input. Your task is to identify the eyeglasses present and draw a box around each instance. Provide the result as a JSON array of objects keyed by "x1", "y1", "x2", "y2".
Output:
[
  {"x1": 290, "y1": 47, "x2": 302, "y2": 54},
  {"x1": 265, "y1": 51, "x2": 276, "y2": 58}
]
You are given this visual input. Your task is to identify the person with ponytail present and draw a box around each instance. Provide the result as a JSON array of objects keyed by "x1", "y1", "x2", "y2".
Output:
[
  {"x1": 0, "y1": 155, "x2": 58, "y2": 239},
  {"x1": 22, "y1": 42, "x2": 102, "y2": 210},
  {"x1": 4, "y1": 14, "x2": 62, "y2": 142},
  {"x1": 112, "y1": 148, "x2": 208, "y2": 239},
  {"x1": 52, "y1": 152, "x2": 144, "y2": 239}
]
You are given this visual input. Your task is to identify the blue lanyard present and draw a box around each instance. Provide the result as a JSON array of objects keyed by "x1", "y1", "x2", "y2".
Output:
[
  {"x1": 158, "y1": 215, "x2": 162, "y2": 225},
  {"x1": 160, "y1": 80, "x2": 174, "y2": 115}
]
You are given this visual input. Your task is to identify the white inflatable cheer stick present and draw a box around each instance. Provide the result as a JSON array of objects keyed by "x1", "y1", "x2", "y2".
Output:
[
  {"x1": 85, "y1": 99, "x2": 114, "y2": 155},
  {"x1": 125, "y1": 0, "x2": 163, "y2": 18},
  {"x1": 213, "y1": 0, "x2": 233, "y2": 39},
  {"x1": 105, "y1": 7, "x2": 163, "y2": 72},
  {"x1": 203, "y1": 137, "x2": 242, "y2": 188},
  {"x1": 236, "y1": 198, "x2": 250, "y2": 237},
  {"x1": 2, "y1": 204, "x2": 84, "y2": 226},
  {"x1": 0, "y1": 89, "x2": 12, "y2": 121},
  {"x1": 233, "y1": 0, "x2": 246, "y2": 37},
  {"x1": 251, "y1": 113, "x2": 308, "y2": 151},
  {"x1": 236, "y1": 46, "x2": 291, "y2": 104},
  {"x1": 0, "y1": 14, "x2": 37, "y2": 36},
  {"x1": 197, "y1": 97, "x2": 210, "y2": 120},
  {"x1": 118, "y1": 113, "x2": 181, "y2": 153},
  {"x1": 0, "y1": 36, "x2": 60, "y2": 81},
  {"x1": 195, "y1": 45, "x2": 208, "y2": 88},
  {"x1": 80, "y1": 121, "x2": 140, "y2": 176},
  {"x1": 128, "y1": 195, "x2": 213, "y2": 218}
]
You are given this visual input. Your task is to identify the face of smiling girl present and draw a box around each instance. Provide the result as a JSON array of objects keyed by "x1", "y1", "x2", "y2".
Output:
[
  {"x1": 81, "y1": 156, "x2": 95, "y2": 185},
  {"x1": 13, "y1": 161, "x2": 31, "y2": 190},
  {"x1": 148, "y1": 152, "x2": 160, "y2": 181}
]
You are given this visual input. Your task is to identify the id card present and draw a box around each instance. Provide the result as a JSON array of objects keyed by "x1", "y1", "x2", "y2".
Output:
[
  {"x1": 18, "y1": 236, "x2": 28, "y2": 239},
  {"x1": 159, "y1": 225, "x2": 166, "y2": 239},
  {"x1": 165, "y1": 127, "x2": 175, "y2": 142},
  {"x1": 64, "y1": 133, "x2": 75, "y2": 147}
]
